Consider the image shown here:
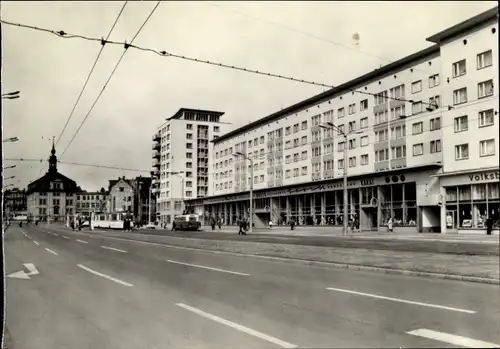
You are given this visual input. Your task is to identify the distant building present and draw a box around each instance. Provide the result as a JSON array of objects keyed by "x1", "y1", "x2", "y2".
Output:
[
  {"x1": 130, "y1": 176, "x2": 155, "y2": 224},
  {"x1": 76, "y1": 189, "x2": 108, "y2": 218},
  {"x1": 107, "y1": 177, "x2": 134, "y2": 215},
  {"x1": 3, "y1": 188, "x2": 27, "y2": 217},
  {"x1": 151, "y1": 108, "x2": 232, "y2": 225},
  {"x1": 26, "y1": 143, "x2": 80, "y2": 222}
]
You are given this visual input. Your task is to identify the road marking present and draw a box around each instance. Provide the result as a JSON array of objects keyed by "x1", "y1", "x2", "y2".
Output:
[
  {"x1": 33, "y1": 241, "x2": 39, "y2": 246},
  {"x1": 407, "y1": 329, "x2": 500, "y2": 348},
  {"x1": 101, "y1": 245, "x2": 127, "y2": 253},
  {"x1": 166, "y1": 259, "x2": 249, "y2": 276},
  {"x1": 53, "y1": 233, "x2": 59, "y2": 236},
  {"x1": 45, "y1": 248, "x2": 58, "y2": 256},
  {"x1": 326, "y1": 287, "x2": 476, "y2": 314},
  {"x1": 76, "y1": 239, "x2": 88, "y2": 244},
  {"x1": 77, "y1": 264, "x2": 133, "y2": 287},
  {"x1": 61, "y1": 236, "x2": 70, "y2": 240},
  {"x1": 7, "y1": 263, "x2": 40, "y2": 279},
  {"x1": 177, "y1": 303, "x2": 296, "y2": 348}
]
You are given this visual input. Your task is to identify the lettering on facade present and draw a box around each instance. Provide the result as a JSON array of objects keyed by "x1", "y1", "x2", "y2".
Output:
[
  {"x1": 468, "y1": 171, "x2": 499, "y2": 182},
  {"x1": 360, "y1": 179, "x2": 375, "y2": 186}
]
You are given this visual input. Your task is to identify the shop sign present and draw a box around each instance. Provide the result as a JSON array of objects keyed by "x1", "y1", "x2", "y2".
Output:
[{"x1": 468, "y1": 171, "x2": 499, "y2": 182}]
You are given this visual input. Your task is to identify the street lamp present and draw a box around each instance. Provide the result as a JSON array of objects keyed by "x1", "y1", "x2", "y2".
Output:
[
  {"x1": 4, "y1": 165, "x2": 16, "y2": 169},
  {"x1": 2, "y1": 137, "x2": 19, "y2": 143},
  {"x1": 233, "y1": 152, "x2": 253, "y2": 234},
  {"x1": 4, "y1": 176, "x2": 16, "y2": 181},
  {"x1": 1, "y1": 91, "x2": 20, "y2": 99},
  {"x1": 320, "y1": 122, "x2": 362, "y2": 236},
  {"x1": 170, "y1": 171, "x2": 185, "y2": 215}
]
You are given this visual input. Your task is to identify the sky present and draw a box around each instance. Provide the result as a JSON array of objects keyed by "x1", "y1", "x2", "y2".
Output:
[{"x1": 2, "y1": 0, "x2": 497, "y2": 191}]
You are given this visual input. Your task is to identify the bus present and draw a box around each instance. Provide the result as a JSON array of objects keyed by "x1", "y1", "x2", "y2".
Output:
[
  {"x1": 172, "y1": 214, "x2": 201, "y2": 231},
  {"x1": 91, "y1": 212, "x2": 134, "y2": 230}
]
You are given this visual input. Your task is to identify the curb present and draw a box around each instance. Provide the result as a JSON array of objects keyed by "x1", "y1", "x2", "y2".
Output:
[{"x1": 36, "y1": 226, "x2": 500, "y2": 285}]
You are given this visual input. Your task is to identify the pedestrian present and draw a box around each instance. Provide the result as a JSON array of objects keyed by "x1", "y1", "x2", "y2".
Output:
[
  {"x1": 290, "y1": 218, "x2": 295, "y2": 231},
  {"x1": 269, "y1": 220, "x2": 273, "y2": 229},
  {"x1": 387, "y1": 217, "x2": 393, "y2": 233},
  {"x1": 211, "y1": 216, "x2": 216, "y2": 230},
  {"x1": 218, "y1": 219, "x2": 221, "y2": 230},
  {"x1": 486, "y1": 216, "x2": 494, "y2": 235},
  {"x1": 238, "y1": 218, "x2": 247, "y2": 235}
]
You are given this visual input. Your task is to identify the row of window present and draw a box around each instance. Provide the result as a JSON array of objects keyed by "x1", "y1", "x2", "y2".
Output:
[
  {"x1": 76, "y1": 195, "x2": 106, "y2": 201},
  {"x1": 37, "y1": 199, "x2": 74, "y2": 206},
  {"x1": 455, "y1": 139, "x2": 496, "y2": 160},
  {"x1": 452, "y1": 50, "x2": 493, "y2": 79}
]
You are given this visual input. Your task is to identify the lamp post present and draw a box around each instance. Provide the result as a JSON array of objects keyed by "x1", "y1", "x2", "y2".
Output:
[
  {"x1": 2, "y1": 137, "x2": 19, "y2": 143},
  {"x1": 1, "y1": 91, "x2": 20, "y2": 99},
  {"x1": 170, "y1": 171, "x2": 185, "y2": 215},
  {"x1": 320, "y1": 122, "x2": 362, "y2": 236},
  {"x1": 4, "y1": 165, "x2": 16, "y2": 169},
  {"x1": 4, "y1": 176, "x2": 16, "y2": 181},
  {"x1": 233, "y1": 152, "x2": 253, "y2": 234}
]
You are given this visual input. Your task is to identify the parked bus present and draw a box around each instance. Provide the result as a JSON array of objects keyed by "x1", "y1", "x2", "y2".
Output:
[
  {"x1": 91, "y1": 212, "x2": 134, "y2": 230},
  {"x1": 172, "y1": 214, "x2": 201, "y2": 231}
]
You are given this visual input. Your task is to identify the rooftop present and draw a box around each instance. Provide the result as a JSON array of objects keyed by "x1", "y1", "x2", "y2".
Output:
[{"x1": 167, "y1": 108, "x2": 225, "y2": 121}]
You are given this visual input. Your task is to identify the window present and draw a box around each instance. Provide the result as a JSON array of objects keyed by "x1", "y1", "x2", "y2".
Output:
[
  {"x1": 411, "y1": 80, "x2": 422, "y2": 94},
  {"x1": 186, "y1": 133, "x2": 192, "y2": 140},
  {"x1": 479, "y1": 139, "x2": 495, "y2": 157},
  {"x1": 391, "y1": 105, "x2": 405, "y2": 120},
  {"x1": 478, "y1": 80, "x2": 494, "y2": 98},
  {"x1": 412, "y1": 122, "x2": 423, "y2": 135},
  {"x1": 186, "y1": 181, "x2": 193, "y2": 188},
  {"x1": 260, "y1": 149, "x2": 265, "y2": 158},
  {"x1": 477, "y1": 50, "x2": 493, "y2": 69},
  {"x1": 454, "y1": 115, "x2": 468, "y2": 132},
  {"x1": 453, "y1": 87, "x2": 468, "y2": 105},
  {"x1": 360, "y1": 117, "x2": 368, "y2": 129},
  {"x1": 312, "y1": 131, "x2": 321, "y2": 142},
  {"x1": 313, "y1": 146, "x2": 321, "y2": 157},
  {"x1": 360, "y1": 135, "x2": 369, "y2": 147},
  {"x1": 293, "y1": 123, "x2": 300, "y2": 133},
  {"x1": 324, "y1": 160, "x2": 333, "y2": 171},
  {"x1": 285, "y1": 126, "x2": 292, "y2": 135},
  {"x1": 338, "y1": 141, "x2": 345, "y2": 152},
  {"x1": 311, "y1": 115, "x2": 321, "y2": 126},
  {"x1": 301, "y1": 136, "x2": 307, "y2": 145},
  {"x1": 285, "y1": 170, "x2": 291, "y2": 178},
  {"x1": 430, "y1": 117, "x2": 441, "y2": 131},
  {"x1": 275, "y1": 129, "x2": 282, "y2": 138},
  {"x1": 429, "y1": 96, "x2": 441, "y2": 109},
  {"x1": 348, "y1": 103, "x2": 356, "y2": 115},
  {"x1": 430, "y1": 140, "x2": 442, "y2": 153},
  {"x1": 391, "y1": 145, "x2": 406, "y2": 159},
  {"x1": 186, "y1": 191, "x2": 193, "y2": 197},
  {"x1": 213, "y1": 126, "x2": 220, "y2": 132},
  {"x1": 186, "y1": 124, "x2": 193, "y2": 130},
  {"x1": 186, "y1": 143, "x2": 193, "y2": 149},
  {"x1": 313, "y1": 163, "x2": 321, "y2": 173},
  {"x1": 429, "y1": 74, "x2": 440, "y2": 88},
  {"x1": 375, "y1": 130, "x2": 388, "y2": 142},
  {"x1": 260, "y1": 136, "x2": 264, "y2": 144},
  {"x1": 348, "y1": 121, "x2": 356, "y2": 132},
  {"x1": 285, "y1": 155, "x2": 292, "y2": 164},
  {"x1": 301, "y1": 151, "x2": 307, "y2": 160},
  {"x1": 301, "y1": 121, "x2": 308, "y2": 130},
  {"x1": 391, "y1": 125, "x2": 406, "y2": 139},
  {"x1": 412, "y1": 101, "x2": 422, "y2": 114},
  {"x1": 452, "y1": 59, "x2": 467, "y2": 77},
  {"x1": 293, "y1": 153, "x2": 299, "y2": 162},
  {"x1": 348, "y1": 139, "x2": 356, "y2": 150},
  {"x1": 349, "y1": 156, "x2": 356, "y2": 167},
  {"x1": 361, "y1": 154, "x2": 369, "y2": 165},
  {"x1": 479, "y1": 109, "x2": 495, "y2": 127},
  {"x1": 374, "y1": 91, "x2": 388, "y2": 104},
  {"x1": 390, "y1": 84, "x2": 405, "y2": 99},
  {"x1": 294, "y1": 138, "x2": 300, "y2": 147},
  {"x1": 455, "y1": 144, "x2": 469, "y2": 160},
  {"x1": 248, "y1": 140, "x2": 253, "y2": 147},
  {"x1": 337, "y1": 108, "x2": 345, "y2": 118},
  {"x1": 285, "y1": 141, "x2": 292, "y2": 149},
  {"x1": 360, "y1": 99, "x2": 368, "y2": 111},
  {"x1": 259, "y1": 175, "x2": 265, "y2": 183},
  {"x1": 375, "y1": 110, "x2": 388, "y2": 124},
  {"x1": 413, "y1": 143, "x2": 424, "y2": 156},
  {"x1": 338, "y1": 159, "x2": 344, "y2": 169},
  {"x1": 375, "y1": 149, "x2": 389, "y2": 162},
  {"x1": 301, "y1": 166, "x2": 308, "y2": 175},
  {"x1": 324, "y1": 143, "x2": 333, "y2": 154},
  {"x1": 337, "y1": 124, "x2": 345, "y2": 135}
]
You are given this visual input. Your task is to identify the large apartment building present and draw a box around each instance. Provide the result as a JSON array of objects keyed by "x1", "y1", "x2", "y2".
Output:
[
  {"x1": 151, "y1": 108, "x2": 232, "y2": 224},
  {"x1": 186, "y1": 7, "x2": 499, "y2": 234}
]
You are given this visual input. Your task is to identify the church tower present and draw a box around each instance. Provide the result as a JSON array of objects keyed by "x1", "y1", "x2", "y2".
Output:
[{"x1": 48, "y1": 138, "x2": 58, "y2": 174}]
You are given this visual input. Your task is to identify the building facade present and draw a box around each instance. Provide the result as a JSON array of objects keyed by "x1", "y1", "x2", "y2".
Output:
[
  {"x1": 76, "y1": 190, "x2": 107, "y2": 218},
  {"x1": 186, "y1": 7, "x2": 499, "y2": 234},
  {"x1": 107, "y1": 177, "x2": 134, "y2": 215},
  {"x1": 26, "y1": 144, "x2": 80, "y2": 222},
  {"x1": 130, "y1": 176, "x2": 155, "y2": 225},
  {"x1": 152, "y1": 108, "x2": 232, "y2": 225},
  {"x1": 3, "y1": 188, "x2": 27, "y2": 217}
]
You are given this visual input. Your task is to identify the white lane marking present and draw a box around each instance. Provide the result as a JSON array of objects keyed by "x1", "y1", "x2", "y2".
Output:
[
  {"x1": 407, "y1": 329, "x2": 500, "y2": 348},
  {"x1": 77, "y1": 264, "x2": 133, "y2": 287},
  {"x1": 101, "y1": 245, "x2": 127, "y2": 253},
  {"x1": 166, "y1": 259, "x2": 249, "y2": 276},
  {"x1": 62, "y1": 236, "x2": 70, "y2": 240},
  {"x1": 53, "y1": 233, "x2": 59, "y2": 236},
  {"x1": 33, "y1": 241, "x2": 39, "y2": 246},
  {"x1": 326, "y1": 287, "x2": 476, "y2": 314},
  {"x1": 177, "y1": 303, "x2": 297, "y2": 348},
  {"x1": 45, "y1": 248, "x2": 58, "y2": 256},
  {"x1": 76, "y1": 239, "x2": 88, "y2": 244}
]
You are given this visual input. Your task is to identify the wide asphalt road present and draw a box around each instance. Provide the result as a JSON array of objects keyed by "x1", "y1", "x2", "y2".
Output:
[
  {"x1": 102, "y1": 226, "x2": 499, "y2": 256},
  {"x1": 5, "y1": 224, "x2": 500, "y2": 349}
]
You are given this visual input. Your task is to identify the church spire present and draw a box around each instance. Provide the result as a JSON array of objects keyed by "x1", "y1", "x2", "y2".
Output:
[{"x1": 48, "y1": 136, "x2": 57, "y2": 173}]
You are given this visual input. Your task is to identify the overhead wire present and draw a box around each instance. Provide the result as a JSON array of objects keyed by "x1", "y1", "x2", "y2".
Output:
[
  {"x1": 0, "y1": 17, "x2": 461, "y2": 112},
  {"x1": 58, "y1": 1, "x2": 161, "y2": 158}
]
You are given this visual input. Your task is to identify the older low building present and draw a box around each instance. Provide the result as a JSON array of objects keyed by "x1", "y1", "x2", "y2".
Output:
[
  {"x1": 76, "y1": 190, "x2": 108, "y2": 218},
  {"x1": 107, "y1": 177, "x2": 134, "y2": 215},
  {"x1": 3, "y1": 188, "x2": 27, "y2": 217},
  {"x1": 26, "y1": 143, "x2": 80, "y2": 222}
]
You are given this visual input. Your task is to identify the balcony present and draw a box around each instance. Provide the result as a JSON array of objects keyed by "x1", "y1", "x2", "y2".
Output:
[
  {"x1": 152, "y1": 159, "x2": 160, "y2": 168},
  {"x1": 152, "y1": 142, "x2": 161, "y2": 150},
  {"x1": 152, "y1": 132, "x2": 161, "y2": 141},
  {"x1": 152, "y1": 150, "x2": 160, "y2": 159},
  {"x1": 151, "y1": 168, "x2": 160, "y2": 176}
]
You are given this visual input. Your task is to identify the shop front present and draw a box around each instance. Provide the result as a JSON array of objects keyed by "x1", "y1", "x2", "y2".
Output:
[
  {"x1": 186, "y1": 166, "x2": 442, "y2": 233},
  {"x1": 439, "y1": 168, "x2": 500, "y2": 235}
]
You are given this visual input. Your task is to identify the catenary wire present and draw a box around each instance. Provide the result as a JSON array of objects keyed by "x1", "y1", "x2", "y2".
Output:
[
  {"x1": 58, "y1": 1, "x2": 161, "y2": 159},
  {"x1": 0, "y1": 17, "x2": 461, "y2": 112}
]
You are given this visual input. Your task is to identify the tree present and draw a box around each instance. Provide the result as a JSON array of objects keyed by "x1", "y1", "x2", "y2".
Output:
[{"x1": 100, "y1": 187, "x2": 106, "y2": 194}]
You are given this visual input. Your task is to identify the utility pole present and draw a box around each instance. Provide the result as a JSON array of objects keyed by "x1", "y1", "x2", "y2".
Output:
[{"x1": 233, "y1": 152, "x2": 253, "y2": 234}]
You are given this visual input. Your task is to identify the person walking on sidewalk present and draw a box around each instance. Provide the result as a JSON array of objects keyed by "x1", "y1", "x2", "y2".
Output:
[
  {"x1": 387, "y1": 217, "x2": 393, "y2": 233},
  {"x1": 238, "y1": 217, "x2": 247, "y2": 235},
  {"x1": 486, "y1": 216, "x2": 493, "y2": 235}
]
